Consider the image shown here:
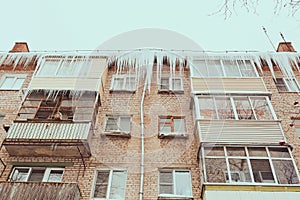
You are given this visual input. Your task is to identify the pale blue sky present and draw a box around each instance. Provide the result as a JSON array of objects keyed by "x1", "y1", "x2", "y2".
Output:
[{"x1": 1, "y1": 0, "x2": 300, "y2": 52}]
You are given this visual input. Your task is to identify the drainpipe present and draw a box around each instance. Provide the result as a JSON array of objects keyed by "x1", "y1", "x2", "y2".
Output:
[{"x1": 139, "y1": 77, "x2": 147, "y2": 200}]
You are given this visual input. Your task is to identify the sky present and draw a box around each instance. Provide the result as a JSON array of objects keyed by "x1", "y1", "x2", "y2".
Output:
[{"x1": 1, "y1": 0, "x2": 300, "y2": 52}]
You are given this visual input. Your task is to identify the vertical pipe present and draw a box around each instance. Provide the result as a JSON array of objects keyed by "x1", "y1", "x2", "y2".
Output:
[{"x1": 139, "y1": 77, "x2": 147, "y2": 200}]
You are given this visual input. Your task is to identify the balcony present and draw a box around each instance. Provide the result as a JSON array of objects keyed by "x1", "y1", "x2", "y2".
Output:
[
  {"x1": 0, "y1": 182, "x2": 80, "y2": 200},
  {"x1": 2, "y1": 121, "x2": 92, "y2": 157}
]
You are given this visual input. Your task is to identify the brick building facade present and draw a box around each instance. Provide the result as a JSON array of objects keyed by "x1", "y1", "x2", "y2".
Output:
[{"x1": 0, "y1": 40, "x2": 300, "y2": 200}]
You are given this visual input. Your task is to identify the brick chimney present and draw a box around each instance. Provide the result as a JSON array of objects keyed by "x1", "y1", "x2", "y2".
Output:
[
  {"x1": 9, "y1": 42, "x2": 30, "y2": 53},
  {"x1": 276, "y1": 42, "x2": 296, "y2": 52}
]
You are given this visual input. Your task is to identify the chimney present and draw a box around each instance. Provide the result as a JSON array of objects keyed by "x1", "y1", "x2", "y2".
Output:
[
  {"x1": 276, "y1": 42, "x2": 296, "y2": 52},
  {"x1": 9, "y1": 42, "x2": 30, "y2": 53}
]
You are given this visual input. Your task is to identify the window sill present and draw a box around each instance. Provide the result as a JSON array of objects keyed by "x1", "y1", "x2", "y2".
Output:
[
  {"x1": 109, "y1": 89, "x2": 136, "y2": 93},
  {"x1": 102, "y1": 131, "x2": 131, "y2": 138},
  {"x1": 0, "y1": 89, "x2": 20, "y2": 91},
  {"x1": 158, "y1": 133, "x2": 188, "y2": 139},
  {"x1": 158, "y1": 90, "x2": 184, "y2": 94},
  {"x1": 158, "y1": 196, "x2": 193, "y2": 200},
  {"x1": 278, "y1": 91, "x2": 299, "y2": 93}
]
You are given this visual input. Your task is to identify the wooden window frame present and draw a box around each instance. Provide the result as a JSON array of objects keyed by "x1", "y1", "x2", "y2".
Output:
[
  {"x1": 104, "y1": 115, "x2": 131, "y2": 137},
  {"x1": 275, "y1": 77, "x2": 300, "y2": 92},
  {"x1": 0, "y1": 74, "x2": 26, "y2": 90},
  {"x1": 158, "y1": 169, "x2": 193, "y2": 198},
  {"x1": 110, "y1": 74, "x2": 136, "y2": 92},
  {"x1": 158, "y1": 77, "x2": 184, "y2": 93},
  {"x1": 158, "y1": 116, "x2": 186, "y2": 138},
  {"x1": 17, "y1": 91, "x2": 96, "y2": 121},
  {"x1": 92, "y1": 169, "x2": 127, "y2": 200}
]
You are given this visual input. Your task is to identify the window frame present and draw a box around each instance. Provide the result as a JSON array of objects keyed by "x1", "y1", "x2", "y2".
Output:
[
  {"x1": 35, "y1": 57, "x2": 90, "y2": 77},
  {"x1": 110, "y1": 74, "x2": 136, "y2": 92},
  {"x1": 158, "y1": 116, "x2": 186, "y2": 137},
  {"x1": 196, "y1": 95, "x2": 276, "y2": 120},
  {"x1": 202, "y1": 145, "x2": 300, "y2": 185},
  {"x1": 158, "y1": 169, "x2": 193, "y2": 198},
  {"x1": 291, "y1": 118, "x2": 300, "y2": 138},
  {"x1": 104, "y1": 115, "x2": 131, "y2": 134},
  {"x1": 158, "y1": 77, "x2": 184, "y2": 93},
  {"x1": 275, "y1": 77, "x2": 300, "y2": 92},
  {"x1": 9, "y1": 167, "x2": 64, "y2": 182},
  {"x1": 191, "y1": 59, "x2": 258, "y2": 78},
  {"x1": 17, "y1": 91, "x2": 97, "y2": 122},
  {"x1": 91, "y1": 169, "x2": 127, "y2": 200},
  {"x1": 0, "y1": 74, "x2": 26, "y2": 90}
]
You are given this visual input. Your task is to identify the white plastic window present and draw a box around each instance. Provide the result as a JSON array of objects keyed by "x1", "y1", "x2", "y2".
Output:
[{"x1": 10, "y1": 167, "x2": 64, "y2": 182}]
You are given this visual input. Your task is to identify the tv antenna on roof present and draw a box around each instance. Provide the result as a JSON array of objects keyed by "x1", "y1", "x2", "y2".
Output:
[{"x1": 262, "y1": 26, "x2": 276, "y2": 51}]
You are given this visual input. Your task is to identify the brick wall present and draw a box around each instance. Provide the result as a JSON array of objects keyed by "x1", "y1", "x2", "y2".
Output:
[{"x1": 261, "y1": 69, "x2": 300, "y2": 172}]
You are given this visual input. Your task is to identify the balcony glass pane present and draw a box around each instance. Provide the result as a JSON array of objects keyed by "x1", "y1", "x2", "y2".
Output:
[
  {"x1": 205, "y1": 158, "x2": 227, "y2": 183},
  {"x1": 272, "y1": 160, "x2": 299, "y2": 184}
]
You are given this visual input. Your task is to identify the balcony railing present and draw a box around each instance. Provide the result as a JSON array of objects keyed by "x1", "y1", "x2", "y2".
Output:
[
  {"x1": 0, "y1": 182, "x2": 80, "y2": 200},
  {"x1": 191, "y1": 77, "x2": 269, "y2": 94},
  {"x1": 196, "y1": 120, "x2": 285, "y2": 144},
  {"x1": 3, "y1": 121, "x2": 92, "y2": 157}
]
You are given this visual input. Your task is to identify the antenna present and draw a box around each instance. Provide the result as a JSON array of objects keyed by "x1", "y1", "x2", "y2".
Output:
[
  {"x1": 262, "y1": 26, "x2": 276, "y2": 51},
  {"x1": 280, "y1": 32, "x2": 293, "y2": 52}
]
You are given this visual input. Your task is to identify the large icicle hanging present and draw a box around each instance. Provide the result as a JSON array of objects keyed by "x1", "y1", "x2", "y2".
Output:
[
  {"x1": 0, "y1": 52, "x2": 42, "y2": 69},
  {"x1": 108, "y1": 49, "x2": 187, "y2": 92}
]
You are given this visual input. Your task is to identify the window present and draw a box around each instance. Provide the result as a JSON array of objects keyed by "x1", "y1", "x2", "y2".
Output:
[
  {"x1": 110, "y1": 75, "x2": 136, "y2": 92},
  {"x1": 0, "y1": 114, "x2": 4, "y2": 124},
  {"x1": 92, "y1": 170, "x2": 127, "y2": 200},
  {"x1": 9, "y1": 167, "x2": 64, "y2": 182},
  {"x1": 158, "y1": 116, "x2": 186, "y2": 137},
  {"x1": 159, "y1": 77, "x2": 183, "y2": 93},
  {"x1": 159, "y1": 170, "x2": 193, "y2": 198},
  {"x1": 105, "y1": 116, "x2": 131, "y2": 133},
  {"x1": 197, "y1": 95, "x2": 274, "y2": 120},
  {"x1": 0, "y1": 74, "x2": 26, "y2": 90},
  {"x1": 36, "y1": 57, "x2": 89, "y2": 77},
  {"x1": 202, "y1": 146, "x2": 299, "y2": 185},
  {"x1": 191, "y1": 59, "x2": 257, "y2": 77},
  {"x1": 275, "y1": 78, "x2": 300, "y2": 92},
  {"x1": 292, "y1": 119, "x2": 300, "y2": 137},
  {"x1": 17, "y1": 91, "x2": 97, "y2": 121}
]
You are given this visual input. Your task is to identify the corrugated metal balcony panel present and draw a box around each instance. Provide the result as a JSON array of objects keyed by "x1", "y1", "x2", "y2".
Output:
[
  {"x1": 198, "y1": 120, "x2": 285, "y2": 144},
  {"x1": 191, "y1": 77, "x2": 268, "y2": 93},
  {"x1": 6, "y1": 122, "x2": 91, "y2": 140},
  {"x1": 0, "y1": 182, "x2": 80, "y2": 200}
]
